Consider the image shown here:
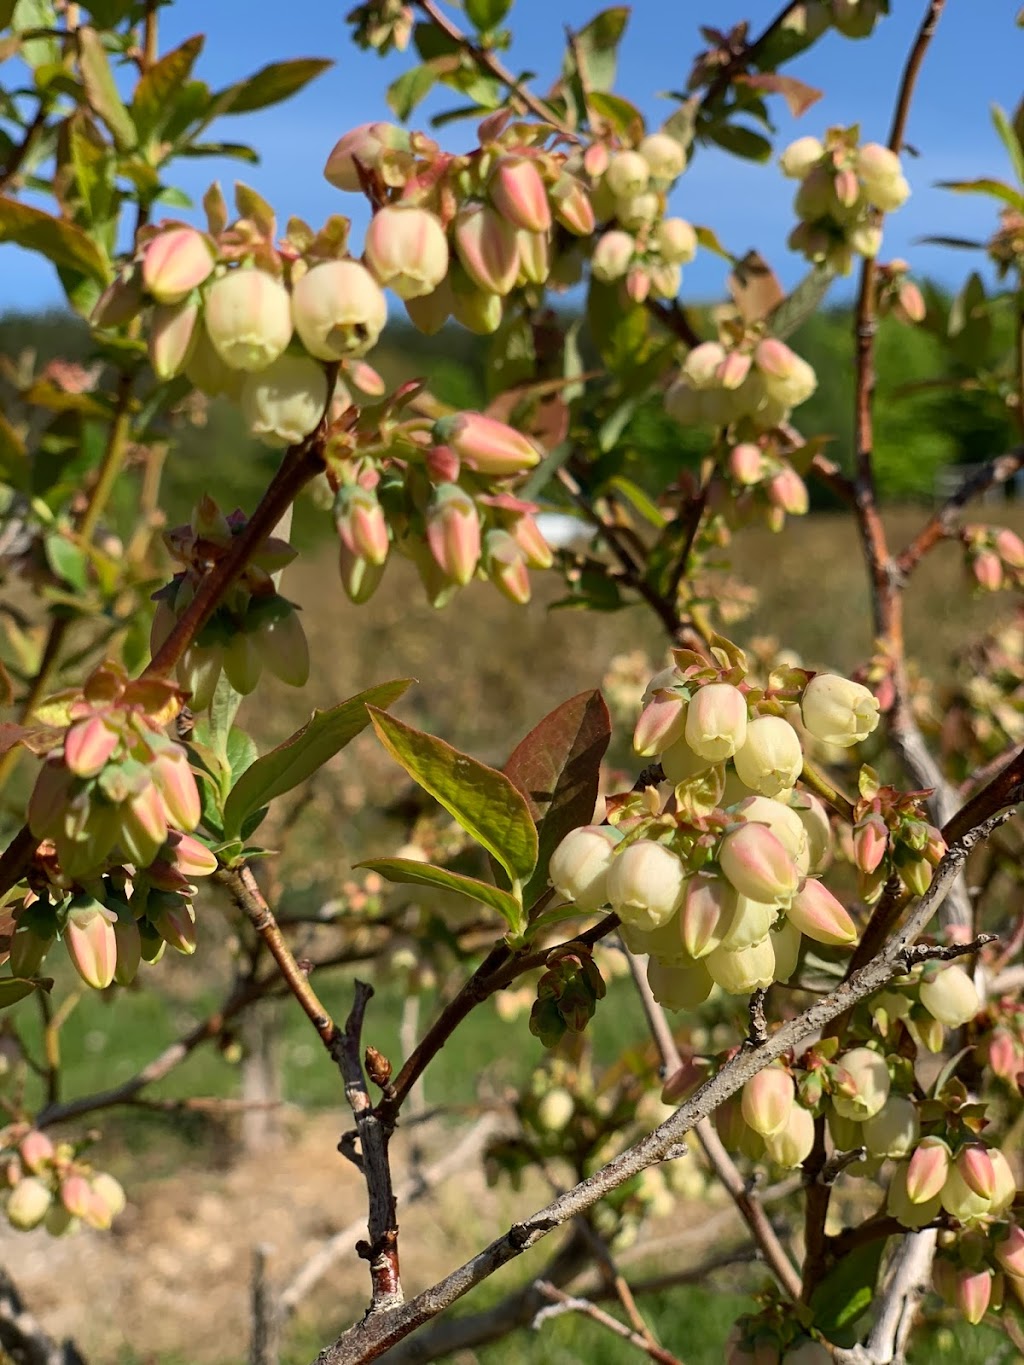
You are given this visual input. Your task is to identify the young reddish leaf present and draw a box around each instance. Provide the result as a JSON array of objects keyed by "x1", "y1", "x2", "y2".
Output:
[
  {"x1": 729, "y1": 250, "x2": 785, "y2": 324},
  {"x1": 503, "y1": 690, "x2": 611, "y2": 910},
  {"x1": 737, "y1": 72, "x2": 822, "y2": 118},
  {"x1": 358, "y1": 858, "x2": 526, "y2": 937},
  {"x1": 222, "y1": 680, "x2": 412, "y2": 838},
  {"x1": 369, "y1": 709, "x2": 538, "y2": 886}
]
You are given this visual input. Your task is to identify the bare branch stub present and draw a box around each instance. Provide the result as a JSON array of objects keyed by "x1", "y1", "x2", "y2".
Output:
[
  {"x1": 333, "y1": 981, "x2": 403, "y2": 1316},
  {"x1": 747, "y1": 988, "x2": 769, "y2": 1047}
]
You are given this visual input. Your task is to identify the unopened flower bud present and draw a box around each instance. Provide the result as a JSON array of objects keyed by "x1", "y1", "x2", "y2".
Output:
[
  {"x1": 149, "y1": 299, "x2": 200, "y2": 380},
  {"x1": 7, "y1": 1176, "x2": 51, "y2": 1229},
  {"x1": 152, "y1": 899, "x2": 197, "y2": 955},
  {"x1": 426, "y1": 485, "x2": 480, "y2": 587},
  {"x1": 956, "y1": 1143, "x2": 996, "y2": 1200},
  {"x1": 996, "y1": 528, "x2": 1024, "y2": 569},
  {"x1": 767, "y1": 464, "x2": 808, "y2": 516},
  {"x1": 607, "y1": 840, "x2": 687, "y2": 932},
  {"x1": 516, "y1": 229, "x2": 550, "y2": 285},
  {"x1": 956, "y1": 1267, "x2": 992, "y2": 1326},
  {"x1": 862, "y1": 1096, "x2": 919, "y2": 1159},
  {"x1": 639, "y1": 132, "x2": 685, "y2": 183},
  {"x1": 856, "y1": 143, "x2": 910, "y2": 211},
  {"x1": 788, "y1": 878, "x2": 857, "y2": 946},
  {"x1": 364, "y1": 205, "x2": 449, "y2": 300},
  {"x1": 615, "y1": 191, "x2": 659, "y2": 231},
  {"x1": 490, "y1": 156, "x2": 551, "y2": 233},
  {"x1": 919, "y1": 964, "x2": 979, "y2": 1028},
  {"x1": 729, "y1": 443, "x2": 766, "y2": 486},
  {"x1": 483, "y1": 529, "x2": 530, "y2": 604},
  {"x1": 780, "y1": 136, "x2": 824, "y2": 180},
  {"x1": 19, "y1": 1131, "x2": 54, "y2": 1175},
  {"x1": 680, "y1": 874, "x2": 732, "y2": 958},
  {"x1": 733, "y1": 715, "x2": 804, "y2": 798},
  {"x1": 291, "y1": 260, "x2": 387, "y2": 360},
  {"x1": 997, "y1": 1223, "x2": 1024, "y2": 1278},
  {"x1": 634, "y1": 691, "x2": 687, "y2": 756},
  {"x1": 685, "y1": 683, "x2": 748, "y2": 762},
  {"x1": 141, "y1": 227, "x2": 214, "y2": 303},
  {"x1": 591, "y1": 230, "x2": 635, "y2": 283},
  {"x1": 549, "y1": 825, "x2": 620, "y2": 912},
  {"x1": 335, "y1": 485, "x2": 390, "y2": 566},
  {"x1": 204, "y1": 269, "x2": 293, "y2": 371},
  {"x1": 90, "y1": 1172, "x2": 126, "y2": 1219},
  {"x1": 605, "y1": 150, "x2": 649, "y2": 199},
  {"x1": 551, "y1": 176, "x2": 595, "y2": 236},
  {"x1": 454, "y1": 203, "x2": 520, "y2": 296},
  {"x1": 705, "y1": 936, "x2": 776, "y2": 994},
  {"x1": 972, "y1": 549, "x2": 1004, "y2": 591},
  {"x1": 854, "y1": 813, "x2": 888, "y2": 874},
  {"x1": 941, "y1": 1161, "x2": 992, "y2": 1223},
  {"x1": 507, "y1": 514, "x2": 553, "y2": 569},
  {"x1": 801, "y1": 673, "x2": 880, "y2": 747},
  {"x1": 112, "y1": 909, "x2": 141, "y2": 986},
  {"x1": 437, "y1": 411, "x2": 541, "y2": 475},
  {"x1": 64, "y1": 715, "x2": 118, "y2": 779},
  {"x1": 64, "y1": 901, "x2": 118, "y2": 990},
  {"x1": 719, "y1": 821, "x2": 800, "y2": 904},
  {"x1": 848, "y1": 223, "x2": 882, "y2": 258},
  {"x1": 894, "y1": 280, "x2": 926, "y2": 324},
  {"x1": 832, "y1": 1047, "x2": 890, "y2": 1122},
  {"x1": 753, "y1": 339, "x2": 817, "y2": 409},
  {"x1": 989, "y1": 1148, "x2": 1017, "y2": 1215},
  {"x1": 888, "y1": 1159, "x2": 942, "y2": 1229},
  {"x1": 741, "y1": 1065, "x2": 794, "y2": 1136},
  {"x1": 647, "y1": 956, "x2": 714, "y2": 1011}
]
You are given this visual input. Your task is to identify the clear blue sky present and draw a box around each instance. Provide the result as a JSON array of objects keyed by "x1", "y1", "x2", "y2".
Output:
[{"x1": 2, "y1": 2, "x2": 1019, "y2": 311}]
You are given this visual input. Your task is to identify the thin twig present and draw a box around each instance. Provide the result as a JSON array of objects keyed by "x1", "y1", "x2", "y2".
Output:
[{"x1": 532, "y1": 1281, "x2": 684, "y2": 1365}]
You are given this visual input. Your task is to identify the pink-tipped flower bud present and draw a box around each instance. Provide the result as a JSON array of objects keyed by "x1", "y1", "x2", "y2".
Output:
[
  {"x1": 64, "y1": 715, "x2": 119, "y2": 779},
  {"x1": 741, "y1": 1065, "x2": 794, "y2": 1136},
  {"x1": 364, "y1": 205, "x2": 449, "y2": 300},
  {"x1": 507, "y1": 514, "x2": 553, "y2": 569},
  {"x1": 729, "y1": 443, "x2": 766, "y2": 486},
  {"x1": 516, "y1": 229, "x2": 551, "y2": 285},
  {"x1": 152, "y1": 900, "x2": 197, "y2": 955},
  {"x1": 833, "y1": 166, "x2": 860, "y2": 210},
  {"x1": 335, "y1": 484, "x2": 390, "y2": 566},
  {"x1": 767, "y1": 464, "x2": 808, "y2": 516},
  {"x1": 425, "y1": 485, "x2": 481, "y2": 587},
  {"x1": 483, "y1": 528, "x2": 531, "y2": 604},
  {"x1": 719, "y1": 822, "x2": 800, "y2": 905},
  {"x1": 607, "y1": 840, "x2": 687, "y2": 932},
  {"x1": 854, "y1": 813, "x2": 888, "y2": 874},
  {"x1": 141, "y1": 227, "x2": 214, "y2": 304},
  {"x1": 919, "y1": 964, "x2": 979, "y2": 1029},
  {"x1": 454, "y1": 203, "x2": 520, "y2": 296},
  {"x1": 112, "y1": 909, "x2": 141, "y2": 986},
  {"x1": 323, "y1": 121, "x2": 412, "y2": 191},
  {"x1": 997, "y1": 528, "x2": 1024, "y2": 569},
  {"x1": 150, "y1": 748, "x2": 201, "y2": 832},
  {"x1": 956, "y1": 1143, "x2": 996, "y2": 1200},
  {"x1": 997, "y1": 1223, "x2": 1024, "y2": 1279},
  {"x1": 633, "y1": 691, "x2": 687, "y2": 757},
  {"x1": 941, "y1": 1161, "x2": 993, "y2": 1223},
  {"x1": 861, "y1": 1096, "x2": 919, "y2": 1159},
  {"x1": 856, "y1": 143, "x2": 910, "y2": 212},
  {"x1": 972, "y1": 548, "x2": 1004, "y2": 592},
  {"x1": 957, "y1": 1268, "x2": 992, "y2": 1326},
  {"x1": 680, "y1": 874, "x2": 733, "y2": 959},
  {"x1": 987, "y1": 1028, "x2": 1021, "y2": 1084},
  {"x1": 64, "y1": 901, "x2": 118, "y2": 990},
  {"x1": 684, "y1": 682, "x2": 748, "y2": 762},
  {"x1": 894, "y1": 280, "x2": 926, "y2": 324},
  {"x1": 625, "y1": 265, "x2": 650, "y2": 304},
  {"x1": 801, "y1": 673, "x2": 880, "y2": 748},
  {"x1": 764, "y1": 1101, "x2": 815, "y2": 1168},
  {"x1": 716, "y1": 350, "x2": 752, "y2": 391},
  {"x1": 91, "y1": 1172, "x2": 127, "y2": 1219},
  {"x1": 733, "y1": 796, "x2": 810, "y2": 873},
  {"x1": 203, "y1": 268, "x2": 293, "y2": 372},
  {"x1": 240, "y1": 354, "x2": 329, "y2": 447},
  {"x1": 148, "y1": 299, "x2": 200, "y2": 381},
  {"x1": 119, "y1": 782, "x2": 169, "y2": 868},
  {"x1": 787, "y1": 878, "x2": 857, "y2": 946},
  {"x1": 779, "y1": 136, "x2": 824, "y2": 180},
  {"x1": 706, "y1": 935, "x2": 776, "y2": 994},
  {"x1": 605, "y1": 150, "x2": 650, "y2": 199},
  {"x1": 753, "y1": 339, "x2": 817, "y2": 409},
  {"x1": 639, "y1": 133, "x2": 686, "y2": 184},
  {"x1": 549, "y1": 825, "x2": 620, "y2": 912},
  {"x1": 59, "y1": 1173, "x2": 92, "y2": 1220},
  {"x1": 591, "y1": 229, "x2": 636, "y2": 283},
  {"x1": 7, "y1": 1176, "x2": 52, "y2": 1230},
  {"x1": 887, "y1": 1159, "x2": 943, "y2": 1229},
  {"x1": 733, "y1": 715, "x2": 804, "y2": 798},
  {"x1": 291, "y1": 260, "x2": 387, "y2": 360},
  {"x1": 831, "y1": 1047, "x2": 890, "y2": 1122},
  {"x1": 490, "y1": 156, "x2": 551, "y2": 233},
  {"x1": 551, "y1": 176, "x2": 595, "y2": 235},
  {"x1": 437, "y1": 411, "x2": 541, "y2": 475},
  {"x1": 19, "y1": 1131, "x2": 54, "y2": 1175}
]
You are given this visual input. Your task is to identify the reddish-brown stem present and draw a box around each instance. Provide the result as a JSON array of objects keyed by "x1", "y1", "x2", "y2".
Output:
[{"x1": 896, "y1": 447, "x2": 1024, "y2": 578}]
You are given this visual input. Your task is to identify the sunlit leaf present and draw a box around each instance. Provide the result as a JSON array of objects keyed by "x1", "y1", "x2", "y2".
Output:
[
  {"x1": 358, "y1": 858, "x2": 526, "y2": 936},
  {"x1": 0, "y1": 197, "x2": 109, "y2": 282},
  {"x1": 78, "y1": 25, "x2": 137, "y2": 152}
]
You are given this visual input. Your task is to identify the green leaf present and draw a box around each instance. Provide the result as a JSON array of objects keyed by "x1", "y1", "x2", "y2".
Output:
[
  {"x1": 0, "y1": 0, "x2": 17, "y2": 25},
  {"x1": 767, "y1": 263, "x2": 835, "y2": 340},
  {"x1": 693, "y1": 223, "x2": 732, "y2": 261},
  {"x1": 131, "y1": 34, "x2": 204, "y2": 145},
  {"x1": 387, "y1": 64, "x2": 437, "y2": 122},
  {"x1": 178, "y1": 142, "x2": 258, "y2": 164},
  {"x1": 587, "y1": 279, "x2": 649, "y2": 376},
  {"x1": 0, "y1": 978, "x2": 41, "y2": 1010},
  {"x1": 992, "y1": 103, "x2": 1024, "y2": 187},
  {"x1": 44, "y1": 534, "x2": 89, "y2": 592},
  {"x1": 502, "y1": 690, "x2": 610, "y2": 911},
  {"x1": 78, "y1": 25, "x2": 137, "y2": 152},
  {"x1": 222, "y1": 679, "x2": 411, "y2": 838},
  {"x1": 0, "y1": 411, "x2": 28, "y2": 489},
  {"x1": 0, "y1": 196, "x2": 110, "y2": 282},
  {"x1": 465, "y1": 0, "x2": 512, "y2": 30},
  {"x1": 936, "y1": 176, "x2": 1024, "y2": 212},
  {"x1": 369, "y1": 708, "x2": 538, "y2": 887},
  {"x1": 608, "y1": 476, "x2": 666, "y2": 528},
  {"x1": 809, "y1": 1240, "x2": 887, "y2": 1342},
  {"x1": 358, "y1": 858, "x2": 525, "y2": 936},
  {"x1": 706, "y1": 121, "x2": 773, "y2": 162},
  {"x1": 211, "y1": 58, "x2": 332, "y2": 117},
  {"x1": 413, "y1": 21, "x2": 462, "y2": 61},
  {"x1": 206, "y1": 672, "x2": 243, "y2": 765},
  {"x1": 588, "y1": 91, "x2": 643, "y2": 143},
  {"x1": 570, "y1": 7, "x2": 629, "y2": 93}
]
